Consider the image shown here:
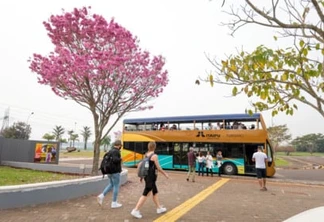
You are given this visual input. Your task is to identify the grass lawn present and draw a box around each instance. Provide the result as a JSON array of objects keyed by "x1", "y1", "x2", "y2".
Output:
[
  {"x1": 0, "y1": 166, "x2": 81, "y2": 186},
  {"x1": 276, "y1": 151, "x2": 324, "y2": 157},
  {"x1": 59, "y1": 150, "x2": 108, "y2": 158},
  {"x1": 274, "y1": 157, "x2": 290, "y2": 167}
]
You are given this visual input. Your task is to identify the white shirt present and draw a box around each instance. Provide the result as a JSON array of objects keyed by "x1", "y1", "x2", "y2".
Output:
[
  {"x1": 197, "y1": 156, "x2": 205, "y2": 163},
  {"x1": 205, "y1": 154, "x2": 214, "y2": 169},
  {"x1": 252, "y1": 151, "x2": 267, "y2": 169}
]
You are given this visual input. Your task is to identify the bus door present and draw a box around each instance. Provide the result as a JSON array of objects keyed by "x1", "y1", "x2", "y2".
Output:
[
  {"x1": 173, "y1": 142, "x2": 189, "y2": 169},
  {"x1": 244, "y1": 143, "x2": 263, "y2": 174}
]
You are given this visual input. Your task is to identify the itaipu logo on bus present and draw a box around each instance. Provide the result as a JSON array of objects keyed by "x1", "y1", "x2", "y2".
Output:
[{"x1": 196, "y1": 131, "x2": 220, "y2": 138}]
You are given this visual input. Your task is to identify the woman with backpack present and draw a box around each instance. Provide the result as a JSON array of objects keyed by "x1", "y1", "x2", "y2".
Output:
[{"x1": 131, "y1": 141, "x2": 170, "y2": 219}]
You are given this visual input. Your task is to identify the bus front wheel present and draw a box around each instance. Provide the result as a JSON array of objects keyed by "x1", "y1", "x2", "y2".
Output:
[{"x1": 222, "y1": 163, "x2": 237, "y2": 175}]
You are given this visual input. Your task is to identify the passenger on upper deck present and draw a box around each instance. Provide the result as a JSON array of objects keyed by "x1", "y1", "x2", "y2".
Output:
[
  {"x1": 159, "y1": 123, "x2": 165, "y2": 131},
  {"x1": 232, "y1": 121, "x2": 239, "y2": 129},
  {"x1": 171, "y1": 124, "x2": 177, "y2": 130},
  {"x1": 152, "y1": 123, "x2": 158, "y2": 131}
]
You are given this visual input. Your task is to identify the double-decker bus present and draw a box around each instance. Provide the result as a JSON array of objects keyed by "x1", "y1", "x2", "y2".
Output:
[{"x1": 121, "y1": 113, "x2": 275, "y2": 177}]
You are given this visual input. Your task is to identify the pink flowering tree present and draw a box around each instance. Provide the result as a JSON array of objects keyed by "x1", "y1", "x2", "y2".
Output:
[{"x1": 29, "y1": 7, "x2": 168, "y2": 174}]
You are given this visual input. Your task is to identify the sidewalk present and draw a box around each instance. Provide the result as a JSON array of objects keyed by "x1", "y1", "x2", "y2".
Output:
[{"x1": 1, "y1": 168, "x2": 323, "y2": 222}]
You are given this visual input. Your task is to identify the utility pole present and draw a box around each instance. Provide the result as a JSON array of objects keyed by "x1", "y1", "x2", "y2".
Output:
[{"x1": 25, "y1": 112, "x2": 34, "y2": 139}]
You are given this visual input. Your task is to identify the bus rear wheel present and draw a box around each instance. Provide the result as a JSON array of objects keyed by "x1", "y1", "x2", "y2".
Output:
[{"x1": 222, "y1": 163, "x2": 237, "y2": 175}]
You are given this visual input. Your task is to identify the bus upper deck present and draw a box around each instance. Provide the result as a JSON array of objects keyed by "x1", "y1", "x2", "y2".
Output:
[{"x1": 123, "y1": 113, "x2": 266, "y2": 136}]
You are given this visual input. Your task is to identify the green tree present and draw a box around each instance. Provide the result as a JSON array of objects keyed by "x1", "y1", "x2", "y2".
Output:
[
  {"x1": 42, "y1": 133, "x2": 55, "y2": 141},
  {"x1": 291, "y1": 133, "x2": 324, "y2": 153},
  {"x1": 67, "y1": 130, "x2": 78, "y2": 147},
  {"x1": 80, "y1": 126, "x2": 92, "y2": 150},
  {"x1": 59, "y1": 138, "x2": 68, "y2": 144},
  {"x1": 1, "y1": 121, "x2": 31, "y2": 140},
  {"x1": 52, "y1": 125, "x2": 65, "y2": 141},
  {"x1": 70, "y1": 134, "x2": 79, "y2": 148},
  {"x1": 100, "y1": 135, "x2": 111, "y2": 152},
  {"x1": 267, "y1": 124, "x2": 292, "y2": 156},
  {"x1": 200, "y1": 0, "x2": 324, "y2": 118}
]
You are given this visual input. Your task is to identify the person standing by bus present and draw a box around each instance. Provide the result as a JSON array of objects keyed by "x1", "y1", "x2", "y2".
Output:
[
  {"x1": 130, "y1": 141, "x2": 169, "y2": 219},
  {"x1": 186, "y1": 147, "x2": 196, "y2": 182},
  {"x1": 216, "y1": 151, "x2": 223, "y2": 177},
  {"x1": 197, "y1": 152, "x2": 206, "y2": 176},
  {"x1": 252, "y1": 146, "x2": 268, "y2": 191},
  {"x1": 205, "y1": 151, "x2": 214, "y2": 176}
]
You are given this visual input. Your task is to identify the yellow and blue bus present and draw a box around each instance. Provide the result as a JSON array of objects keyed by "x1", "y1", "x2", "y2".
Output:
[{"x1": 121, "y1": 113, "x2": 275, "y2": 177}]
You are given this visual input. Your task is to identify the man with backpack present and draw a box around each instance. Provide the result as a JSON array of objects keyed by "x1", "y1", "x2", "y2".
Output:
[{"x1": 97, "y1": 140, "x2": 123, "y2": 208}]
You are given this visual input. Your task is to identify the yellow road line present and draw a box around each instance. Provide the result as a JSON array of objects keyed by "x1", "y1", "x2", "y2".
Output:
[{"x1": 154, "y1": 178, "x2": 230, "y2": 222}]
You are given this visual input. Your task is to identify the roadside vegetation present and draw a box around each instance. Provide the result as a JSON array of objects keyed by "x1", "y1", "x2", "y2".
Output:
[
  {"x1": 276, "y1": 152, "x2": 324, "y2": 157},
  {"x1": 274, "y1": 157, "x2": 290, "y2": 167},
  {"x1": 60, "y1": 150, "x2": 99, "y2": 158},
  {"x1": 0, "y1": 166, "x2": 80, "y2": 186}
]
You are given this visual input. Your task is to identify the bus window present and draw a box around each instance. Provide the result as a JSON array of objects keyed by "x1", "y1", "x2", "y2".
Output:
[{"x1": 224, "y1": 143, "x2": 244, "y2": 158}]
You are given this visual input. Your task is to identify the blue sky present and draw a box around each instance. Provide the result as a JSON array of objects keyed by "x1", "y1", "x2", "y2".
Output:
[{"x1": 0, "y1": 0, "x2": 323, "y2": 142}]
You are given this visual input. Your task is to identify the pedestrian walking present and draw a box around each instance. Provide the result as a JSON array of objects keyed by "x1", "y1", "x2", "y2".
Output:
[
  {"x1": 186, "y1": 147, "x2": 196, "y2": 182},
  {"x1": 197, "y1": 152, "x2": 206, "y2": 176},
  {"x1": 205, "y1": 151, "x2": 214, "y2": 176},
  {"x1": 216, "y1": 151, "x2": 223, "y2": 177},
  {"x1": 96, "y1": 140, "x2": 123, "y2": 208},
  {"x1": 131, "y1": 141, "x2": 169, "y2": 219},
  {"x1": 252, "y1": 146, "x2": 268, "y2": 191}
]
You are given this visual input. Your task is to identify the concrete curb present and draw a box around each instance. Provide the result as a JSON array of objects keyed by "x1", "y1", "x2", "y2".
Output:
[
  {"x1": 2, "y1": 161, "x2": 93, "y2": 175},
  {"x1": 0, "y1": 161, "x2": 128, "y2": 210}
]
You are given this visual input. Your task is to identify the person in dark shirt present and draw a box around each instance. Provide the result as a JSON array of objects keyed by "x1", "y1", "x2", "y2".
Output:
[
  {"x1": 97, "y1": 140, "x2": 123, "y2": 208},
  {"x1": 186, "y1": 147, "x2": 196, "y2": 182}
]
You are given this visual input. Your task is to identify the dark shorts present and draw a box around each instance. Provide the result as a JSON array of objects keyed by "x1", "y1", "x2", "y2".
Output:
[
  {"x1": 256, "y1": 168, "x2": 266, "y2": 178},
  {"x1": 142, "y1": 175, "x2": 158, "y2": 196}
]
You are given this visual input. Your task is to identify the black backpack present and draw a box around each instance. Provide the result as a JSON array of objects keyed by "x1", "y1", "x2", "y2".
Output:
[{"x1": 99, "y1": 150, "x2": 115, "y2": 177}]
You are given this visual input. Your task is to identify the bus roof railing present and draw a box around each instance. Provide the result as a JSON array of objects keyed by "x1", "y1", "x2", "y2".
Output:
[{"x1": 123, "y1": 113, "x2": 262, "y2": 124}]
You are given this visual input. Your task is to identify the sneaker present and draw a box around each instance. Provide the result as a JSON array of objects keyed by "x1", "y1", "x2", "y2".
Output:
[
  {"x1": 157, "y1": 206, "x2": 167, "y2": 214},
  {"x1": 131, "y1": 209, "x2": 142, "y2": 219},
  {"x1": 111, "y1": 202, "x2": 122, "y2": 208},
  {"x1": 97, "y1": 194, "x2": 104, "y2": 206}
]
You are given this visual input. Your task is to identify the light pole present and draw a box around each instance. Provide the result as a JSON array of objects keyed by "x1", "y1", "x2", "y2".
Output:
[
  {"x1": 74, "y1": 122, "x2": 77, "y2": 148},
  {"x1": 26, "y1": 112, "x2": 34, "y2": 125},
  {"x1": 25, "y1": 112, "x2": 34, "y2": 139}
]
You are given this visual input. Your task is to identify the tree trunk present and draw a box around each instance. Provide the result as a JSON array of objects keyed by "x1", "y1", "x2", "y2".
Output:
[
  {"x1": 91, "y1": 138, "x2": 101, "y2": 175},
  {"x1": 84, "y1": 139, "x2": 87, "y2": 150}
]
